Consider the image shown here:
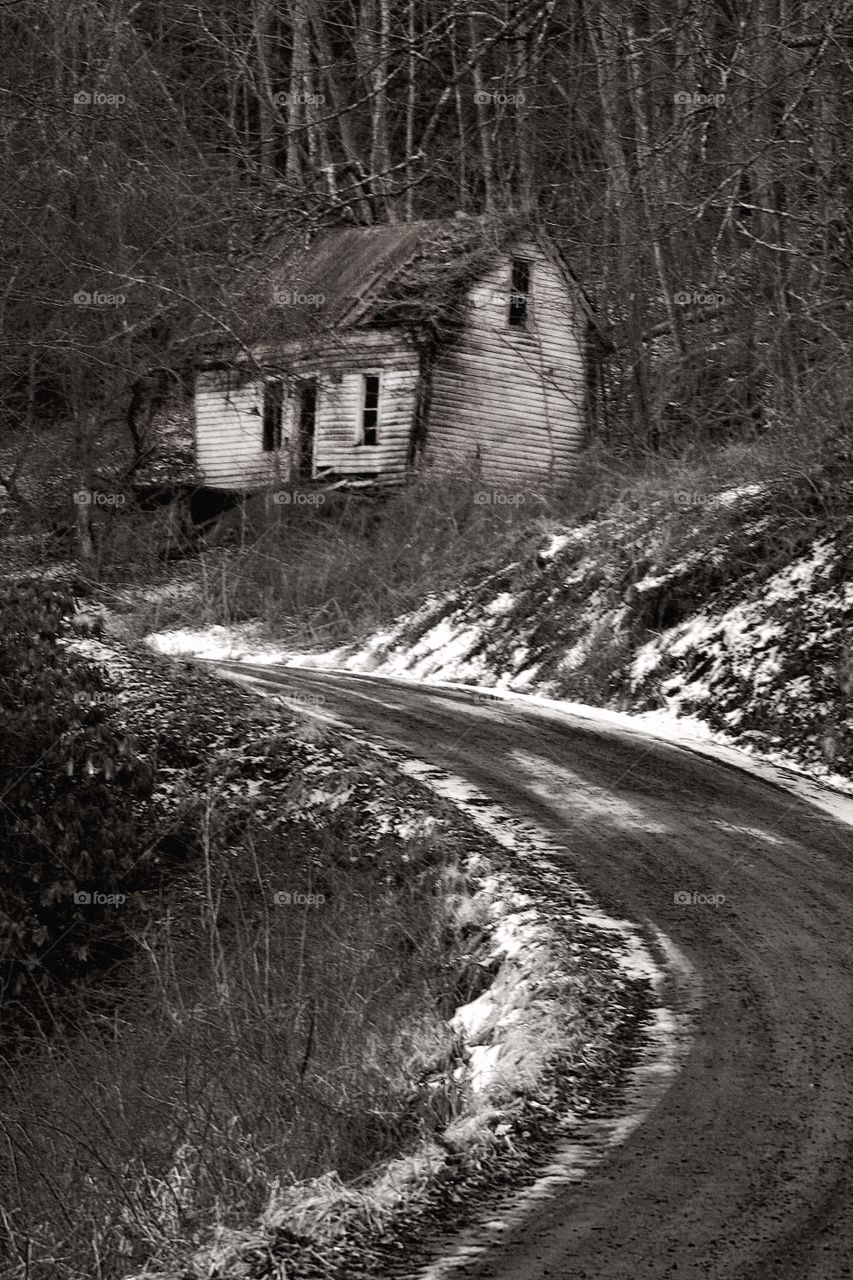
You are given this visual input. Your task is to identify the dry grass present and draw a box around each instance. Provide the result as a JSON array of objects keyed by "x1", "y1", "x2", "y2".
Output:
[
  {"x1": 0, "y1": 783, "x2": 476, "y2": 1280},
  {"x1": 113, "y1": 375, "x2": 853, "y2": 654},
  {"x1": 116, "y1": 466, "x2": 558, "y2": 648}
]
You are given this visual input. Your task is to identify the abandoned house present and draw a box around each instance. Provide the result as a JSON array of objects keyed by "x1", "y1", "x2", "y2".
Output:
[{"x1": 193, "y1": 215, "x2": 607, "y2": 491}]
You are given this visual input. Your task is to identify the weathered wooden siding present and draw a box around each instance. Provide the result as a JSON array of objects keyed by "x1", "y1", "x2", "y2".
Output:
[
  {"x1": 195, "y1": 333, "x2": 419, "y2": 488},
  {"x1": 194, "y1": 371, "x2": 289, "y2": 489},
  {"x1": 278, "y1": 333, "x2": 419, "y2": 480},
  {"x1": 425, "y1": 241, "x2": 586, "y2": 486},
  {"x1": 195, "y1": 242, "x2": 588, "y2": 491}
]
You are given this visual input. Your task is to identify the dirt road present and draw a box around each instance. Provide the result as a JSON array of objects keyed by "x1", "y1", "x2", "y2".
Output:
[{"x1": 211, "y1": 662, "x2": 853, "y2": 1280}]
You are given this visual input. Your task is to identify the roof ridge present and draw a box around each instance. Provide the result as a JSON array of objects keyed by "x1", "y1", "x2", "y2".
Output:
[
  {"x1": 255, "y1": 214, "x2": 568, "y2": 345},
  {"x1": 341, "y1": 219, "x2": 491, "y2": 326}
]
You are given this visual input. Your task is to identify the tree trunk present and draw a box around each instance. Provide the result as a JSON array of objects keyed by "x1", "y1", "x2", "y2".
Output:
[
  {"x1": 624, "y1": 20, "x2": 686, "y2": 359},
  {"x1": 254, "y1": 0, "x2": 276, "y2": 178},
  {"x1": 748, "y1": 0, "x2": 797, "y2": 415},
  {"x1": 513, "y1": 29, "x2": 534, "y2": 212},
  {"x1": 450, "y1": 14, "x2": 468, "y2": 209},
  {"x1": 405, "y1": 0, "x2": 416, "y2": 220},
  {"x1": 586, "y1": 2, "x2": 651, "y2": 443},
  {"x1": 469, "y1": 11, "x2": 497, "y2": 214},
  {"x1": 369, "y1": 0, "x2": 394, "y2": 218},
  {"x1": 286, "y1": 0, "x2": 309, "y2": 182},
  {"x1": 74, "y1": 409, "x2": 97, "y2": 567},
  {"x1": 309, "y1": 3, "x2": 371, "y2": 221}
]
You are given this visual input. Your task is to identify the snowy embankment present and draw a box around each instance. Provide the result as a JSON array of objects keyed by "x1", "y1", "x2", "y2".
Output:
[
  {"x1": 147, "y1": 478, "x2": 853, "y2": 812},
  {"x1": 63, "y1": 630, "x2": 657, "y2": 1280}
]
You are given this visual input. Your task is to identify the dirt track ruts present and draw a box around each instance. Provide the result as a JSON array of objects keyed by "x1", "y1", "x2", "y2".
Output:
[{"x1": 210, "y1": 663, "x2": 853, "y2": 1280}]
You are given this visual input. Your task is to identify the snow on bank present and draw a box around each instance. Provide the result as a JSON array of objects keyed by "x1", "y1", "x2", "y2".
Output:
[
  {"x1": 142, "y1": 654, "x2": 853, "y2": 835},
  {"x1": 147, "y1": 622, "x2": 311, "y2": 665},
  {"x1": 145, "y1": 484, "x2": 853, "y2": 823},
  {"x1": 383, "y1": 758, "x2": 697, "y2": 1280},
  {"x1": 389, "y1": 754, "x2": 696, "y2": 1108},
  {"x1": 712, "y1": 481, "x2": 766, "y2": 508},
  {"x1": 630, "y1": 538, "x2": 840, "y2": 690}
]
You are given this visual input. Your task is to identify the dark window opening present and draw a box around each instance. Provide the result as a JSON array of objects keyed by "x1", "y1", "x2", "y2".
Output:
[
  {"x1": 262, "y1": 378, "x2": 283, "y2": 451},
  {"x1": 298, "y1": 378, "x2": 317, "y2": 479},
  {"x1": 508, "y1": 259, "x2": 532, "y2": 329},
  {"x1": 361, "y1": 373, "x2": 380, "y2": 446}
]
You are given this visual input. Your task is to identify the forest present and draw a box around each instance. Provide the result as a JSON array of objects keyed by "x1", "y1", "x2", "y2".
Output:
[
  {"x1": 2, "y1": 8, "x2": 853, "y2": 1279},
  {"x1": 1, "y1": 0, "x2": 851, "y2": 519}
]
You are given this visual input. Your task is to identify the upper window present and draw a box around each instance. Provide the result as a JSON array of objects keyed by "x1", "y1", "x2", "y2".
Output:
[
  {"x1": 262, "y1": 377, "x2": 283, "y2": 451},
  {"x1": 360, "y1": 373, "x2": 380, "y2": 446},
  {"x1": 508, "y1": 258, "x2": 532, "y2": 329}
]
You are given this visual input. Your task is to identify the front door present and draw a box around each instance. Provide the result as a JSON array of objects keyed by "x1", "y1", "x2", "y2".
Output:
[{"x1": 297, "y1": 379, "x2": 317, "y2": 480}]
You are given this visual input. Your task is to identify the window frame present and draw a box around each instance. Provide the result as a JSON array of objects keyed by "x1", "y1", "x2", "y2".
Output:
[
  {"x1": 359, "y1": 371, "x2": 381, "y2": 447},
  {"x1": 507, "y1": 258, "x2": 533, "y2": 330},
  {"x1": 297, "y1": 376, "x2": 318, "y2": 479},
  {"x1": 261, "y1": 376, "x2": 284, "y2": 452}
]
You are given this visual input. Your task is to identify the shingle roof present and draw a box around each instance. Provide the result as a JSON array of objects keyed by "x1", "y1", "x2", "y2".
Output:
[
  {"x1": 269, "y1": 220, "x2": 452, "y2": 326},
  {"x1": 201, "y1": 214, "x2": 601, "y2": 357},
  {"x1": 260, "y1": 214, "x2": 518, "y2": 342}
]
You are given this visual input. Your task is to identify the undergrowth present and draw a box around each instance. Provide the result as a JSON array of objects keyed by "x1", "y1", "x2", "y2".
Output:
[
  {"x1": 0, "y1": 589, "x2": 482, "y2": 1280},
  {"x1": 0, "y1": 804, "x2": 475, "y2": 1280},
  {"x1": 116, "y1": 465, "x2": 555, "y2": 646},
  {"x1": 112, "y1": 373, "x2": 853, "y2": 653}
]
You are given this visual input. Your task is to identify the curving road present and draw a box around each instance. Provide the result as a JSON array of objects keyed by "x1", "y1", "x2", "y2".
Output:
[{"x1": 210, "y1": 662, "x2": 853, "y2": 1280}]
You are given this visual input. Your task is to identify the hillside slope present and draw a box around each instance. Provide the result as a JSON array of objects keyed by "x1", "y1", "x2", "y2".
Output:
[
  {"x1": 340, "y1": 478, "x2": 853, "y2": 785},
  {"x1": 150, "y1": 470, "x2": 853, "y2": 790}
]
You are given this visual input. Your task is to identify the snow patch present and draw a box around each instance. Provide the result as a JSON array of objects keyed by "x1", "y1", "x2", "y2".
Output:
[
  {"x1": 485, "y1": 592, "x2": 516, "y2": 617},
  {"x1": 712, "y1": 482, "x2": 766, "y2": 508}
]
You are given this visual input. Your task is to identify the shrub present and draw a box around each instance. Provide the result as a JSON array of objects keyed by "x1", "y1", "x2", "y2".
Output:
[
  {"x1": 0, "y1": 765, "x2": 472, "y2": 1279},
  {"x1": 177, "y1": 467, "x2": 553, "y2": 647},
  {"x1": 0, "y1": 578, "x2": 155, "y2": 1042}
]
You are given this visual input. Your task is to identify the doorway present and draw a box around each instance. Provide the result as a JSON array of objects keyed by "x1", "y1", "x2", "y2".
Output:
[{"x1": 297, "y1": 379, "x2": 317, "y2": 480}]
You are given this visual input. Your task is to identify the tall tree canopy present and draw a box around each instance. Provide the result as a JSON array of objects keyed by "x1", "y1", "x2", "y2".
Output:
[{"x1": 0, "y1": 0, "x2": 851, "y2": 475}]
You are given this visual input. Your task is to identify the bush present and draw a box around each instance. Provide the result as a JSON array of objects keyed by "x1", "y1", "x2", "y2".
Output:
[
  {"x1": 177, "y1": 467, "x2": 554, "y2": 647},
  {"x1": 0, "y1": 753, "x2": 473, "y2": 1279},
  {"x1": 0, "y1": 578, "x2": 155, "y2": 1042}
]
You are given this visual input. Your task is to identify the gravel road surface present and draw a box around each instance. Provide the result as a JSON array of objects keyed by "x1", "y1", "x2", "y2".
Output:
[{"x1": 209, "y1": 663, "x2": 853, "y2": 1280}]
